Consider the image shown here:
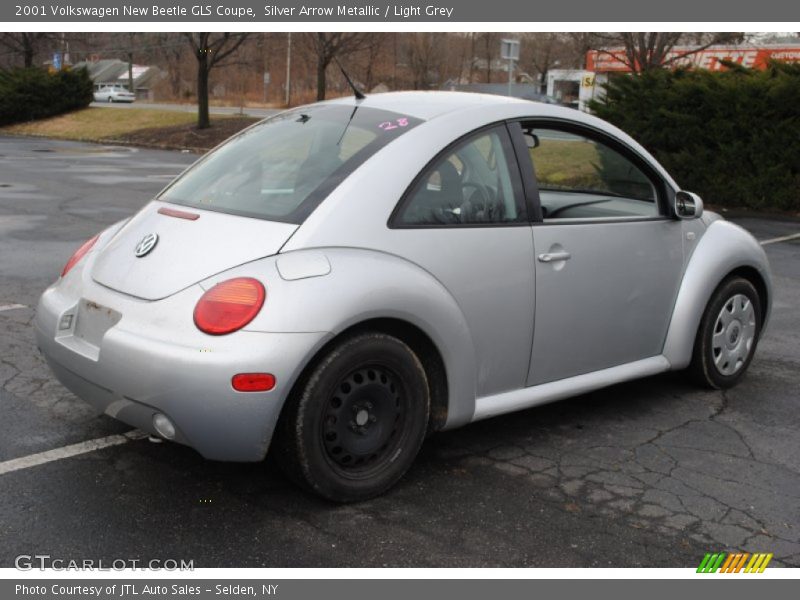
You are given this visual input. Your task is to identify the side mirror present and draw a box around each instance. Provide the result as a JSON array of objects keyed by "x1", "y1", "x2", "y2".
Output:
[{"x1": 674, "y1": 191, "x2": 704, "y2": 219}]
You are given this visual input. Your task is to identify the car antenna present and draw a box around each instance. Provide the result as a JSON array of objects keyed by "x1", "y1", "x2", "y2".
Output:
[
  {"x1": 333, "y1": 59, "x2": 365, "y2": 146},
  {"x1": 336, "y1": 104, "x2": 359, "y2": 147},
  {"x1": 335, "y1": 58, "x2": 366, "y2": 100}
]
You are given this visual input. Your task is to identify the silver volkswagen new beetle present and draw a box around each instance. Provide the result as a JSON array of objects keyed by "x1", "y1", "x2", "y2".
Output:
[{"x1": 36, "y1": 92, "x2": 772, "y2": 501}]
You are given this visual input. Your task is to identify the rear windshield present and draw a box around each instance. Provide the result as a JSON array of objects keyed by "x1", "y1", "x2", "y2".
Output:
[{"x1": 158, "y1": 104, "x2": 423, "y2": 223}]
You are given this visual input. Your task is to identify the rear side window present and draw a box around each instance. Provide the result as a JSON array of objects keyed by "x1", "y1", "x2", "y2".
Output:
[
  {"x1": 395, "y1": 126, "x2": 526, "y2": 226},
  {"x1": 159, "y1": 105, "x2": 422, "y2": 224}
]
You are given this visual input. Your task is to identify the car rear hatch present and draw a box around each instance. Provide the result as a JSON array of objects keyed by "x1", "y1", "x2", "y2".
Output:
[{"x1": 91, "y1": 202, "x2": 297, "y2": 300}]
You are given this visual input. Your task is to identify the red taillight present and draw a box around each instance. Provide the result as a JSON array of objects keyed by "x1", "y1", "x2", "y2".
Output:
[
  {"x1": 232, "y1": 373, "x2": 276, "y2": 392},
  {"x1": 61, "y1": 234, "x2": 100, "y2": 277},
  {"x1": 193, "y1": 277, "x2": 265, "y2": 335}
]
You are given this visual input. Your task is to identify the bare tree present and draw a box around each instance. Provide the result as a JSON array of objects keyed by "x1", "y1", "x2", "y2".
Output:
[
  {"x1": 468, "y1": 33, "x2": 477, "y2": 83},
  {"x1": 589, "y1": 32, "x2": 744, "y2": 73},
  {"x1": 302, "y1": 33, "x2": 372, "y2": 100},
  {"x1": 452, "y1": 33, "x2": 470, "y2": 85},
  {"x1": 183, "y1": 32, "x2": 250, "y2": 129},
  {"x1": 124, "y1": 32, "x2": 137, "y2": 93},
  {"x1": 480, "y1": 33, "x2": 499, "y2": 82},
  {"x1": 405, "y1": 33, "x2": 441, "y2": 90},
  {"x1": 360, "y1": 34, "x2": 386, "y2": 91},
  {"x1": 0, "y1": 33, "x2": 51, "y2": 67},
  {"x1": 566, "y1": 33, "x2": 597, "y2": 69},
  {"x1": 523, "y1": 33, "x2": 573, "y2": 93},
  {"x1": 144, "y1": 33, "x2": 186, "y2": 98}
]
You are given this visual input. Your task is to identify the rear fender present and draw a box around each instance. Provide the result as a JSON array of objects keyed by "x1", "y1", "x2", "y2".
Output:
[{"x1": 206, "y1": 248, "x2": 478, "y2": 429}]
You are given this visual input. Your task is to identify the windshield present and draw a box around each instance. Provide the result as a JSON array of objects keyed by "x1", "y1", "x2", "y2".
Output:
[{"x1": 158, "y1": 104, "x2": 423, "y2": 223}]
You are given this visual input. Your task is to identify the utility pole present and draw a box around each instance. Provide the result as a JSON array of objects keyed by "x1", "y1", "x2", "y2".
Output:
[
  {"x1": 61, "y1": 32, "x2": 69, "y2": 65},
  {"x1": 268, "y1": 32, "x2": 269, "y2": 104},
  {"x1": 127, "y1": 33, "x2": 134, "y2": 94},
  {"x1": 284, "y1": 32, "x2": 291, "y2": 107}
]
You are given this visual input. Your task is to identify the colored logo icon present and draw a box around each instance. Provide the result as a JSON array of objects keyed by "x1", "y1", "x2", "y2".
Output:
[{"x1": 697, "y1": 552, "x2": 773, "y2": 573}]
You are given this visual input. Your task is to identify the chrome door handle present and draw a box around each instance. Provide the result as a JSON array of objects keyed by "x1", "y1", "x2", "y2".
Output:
[{"x1": 538, "y1": 251, "x2": 571, "y2": 263}]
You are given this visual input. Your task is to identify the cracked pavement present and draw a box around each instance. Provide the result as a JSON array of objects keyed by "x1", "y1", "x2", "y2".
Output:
[{"x1": 1, "y1": 136, "x2": 798, "y2": 567}]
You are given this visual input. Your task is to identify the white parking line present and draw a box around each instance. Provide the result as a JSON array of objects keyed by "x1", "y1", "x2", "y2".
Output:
[
  {"x1": 760, "y1": 232, "x2": 800, "y2": 246},
  {"x1": 0, "y1": 430, "x2": 147, "y2": 476},
  {"x1": 0, "y1": 303, "x2": 27, "y2": 312}
]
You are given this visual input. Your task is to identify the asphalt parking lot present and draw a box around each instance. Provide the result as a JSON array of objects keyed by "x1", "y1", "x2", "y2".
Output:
[{"x1": 1, "y1": 135, "x2": 798, "y2": 568}]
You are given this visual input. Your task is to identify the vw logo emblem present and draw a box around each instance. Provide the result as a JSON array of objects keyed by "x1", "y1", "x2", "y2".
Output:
[{"x1": 134, "y1": 233, "x2": 159, "y2": 257}]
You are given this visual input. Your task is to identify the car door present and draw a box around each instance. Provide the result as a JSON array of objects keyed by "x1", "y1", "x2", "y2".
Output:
[
  {"x1": 510, "y1": 121, "x2": 685, "y2": 386},
  {"x1": 387, "y1": 124, "x2": 536, "y2": 398}
]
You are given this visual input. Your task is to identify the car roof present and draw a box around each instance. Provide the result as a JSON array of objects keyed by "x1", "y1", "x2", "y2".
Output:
[
  {"x1": 315, "y1": 90, "x2": 680, "y2": 195},
  {"x1": 323, "y1": 90, "x2": 577, "y2": 122}
]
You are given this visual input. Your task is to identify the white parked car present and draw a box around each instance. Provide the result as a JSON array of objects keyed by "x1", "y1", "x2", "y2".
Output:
[{"x1": 93, "y1": 85, "x2": 135, "y2": 103}]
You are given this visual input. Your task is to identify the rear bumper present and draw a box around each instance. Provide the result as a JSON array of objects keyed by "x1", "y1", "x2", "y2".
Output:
[{"x1": 35, "y1": 279, "x2": 329, "y2": 462}]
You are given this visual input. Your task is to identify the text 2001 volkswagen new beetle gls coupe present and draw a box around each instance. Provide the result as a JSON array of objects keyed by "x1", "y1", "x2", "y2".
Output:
[{"x1": 36, "y1": 92, "x2": 772, "y2": 501}]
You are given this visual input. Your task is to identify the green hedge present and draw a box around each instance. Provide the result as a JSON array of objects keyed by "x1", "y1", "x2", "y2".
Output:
[
  {"x1": 0, "y1": 67, "x2": 94, "y2": 127},
  {"x1": 589, "y1": 62, "x2": 800, "y2": 211}
]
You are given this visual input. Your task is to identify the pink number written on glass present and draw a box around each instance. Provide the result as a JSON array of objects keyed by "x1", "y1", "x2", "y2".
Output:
[{"x1": 378, "y1": 118, "x2": 410, "y2": 131}]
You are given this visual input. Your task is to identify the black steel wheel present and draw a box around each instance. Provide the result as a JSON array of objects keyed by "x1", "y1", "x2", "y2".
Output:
[
  {"x1": 321, "y1": 365, "x2": 407, "y2": 475},
  {"x1": 275, "y1": 332, "x2": 430, "y2": 502}
]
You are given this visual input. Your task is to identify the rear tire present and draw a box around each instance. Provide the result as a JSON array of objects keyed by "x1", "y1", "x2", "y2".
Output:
[
  {"x1": 689, "y1": 277, "x2": 762, "y2": 389},
  {"x1": 275, "y1": 332, "x2": 430, "y2": 502}
]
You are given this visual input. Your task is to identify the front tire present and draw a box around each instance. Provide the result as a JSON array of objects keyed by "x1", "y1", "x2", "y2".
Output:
[
  {"x1": 275, "y1": 332, "x2": 430, "y2": 502},
  {"x1": 689, "y1": 277, "x2": 762, "y2": 389}
]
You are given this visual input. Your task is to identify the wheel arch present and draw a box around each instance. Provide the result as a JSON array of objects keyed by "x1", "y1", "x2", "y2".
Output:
[
  {"x1": 662, "y1": 220, "x2": 773, "y2": 369},
  {"x1": 252, "y1": 248, "x2": 479, "y2": 434},
  {"x1": 279, "y1": 317, "x2": 450, "y2": 435}
]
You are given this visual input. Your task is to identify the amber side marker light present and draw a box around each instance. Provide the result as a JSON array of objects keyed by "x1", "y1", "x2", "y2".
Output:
[{"x1": 232, "y1": 373, "x2": 276, "y2": 392}]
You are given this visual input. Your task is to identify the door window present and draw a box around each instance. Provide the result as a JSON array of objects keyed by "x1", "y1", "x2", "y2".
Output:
[{"x1": 524, "y1": 126, "x2": 660, "y2": 220}]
